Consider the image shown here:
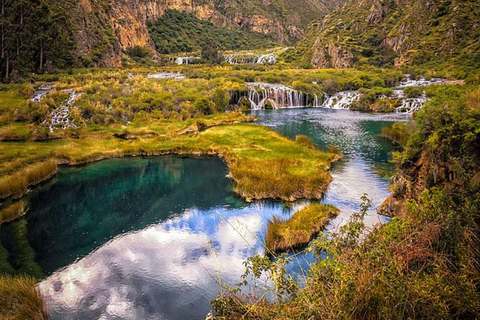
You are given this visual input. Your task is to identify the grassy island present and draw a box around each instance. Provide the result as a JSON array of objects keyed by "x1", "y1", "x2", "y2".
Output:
[{"x1": 266, "y1": 203, "x2": 339, "y2": 253}]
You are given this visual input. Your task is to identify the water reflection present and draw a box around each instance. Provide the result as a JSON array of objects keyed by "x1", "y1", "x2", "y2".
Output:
[
  {"x1": 253, "y1": 108, "x2": 409, "y2": 229},
  {"x1": 39, "y1": 205, "x2": 282, "y2": 320}
]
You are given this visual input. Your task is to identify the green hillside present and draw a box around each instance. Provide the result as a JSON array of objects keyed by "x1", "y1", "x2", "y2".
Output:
[
  {"x1": 147, "y1": 10, "x2": 278, "y2": 54},
  {"x1": 288, "y1": 0, "x2": 480, "y2": 77}
]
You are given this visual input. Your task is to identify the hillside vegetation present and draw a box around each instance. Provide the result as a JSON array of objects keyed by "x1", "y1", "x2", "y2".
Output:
[
  {"x1": 147, "y1": 10, "x2": 278, "y2": 54},
  {"x1": 0, "y1": 0, "x2": 345, "y2": 79},
  {"x1": 288, "y1": 0, "x2": 480, "y2": 78}
]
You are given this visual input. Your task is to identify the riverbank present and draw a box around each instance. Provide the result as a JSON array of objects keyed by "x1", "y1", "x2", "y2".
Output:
[{"x1": 0, "y1": 112, "x2": 339, "y2": 208}]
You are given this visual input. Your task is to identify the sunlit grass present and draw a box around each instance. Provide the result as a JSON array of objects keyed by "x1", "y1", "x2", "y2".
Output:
[
  {"x1": 0, "y1": 114, "x2": 337, "y2": 202},
  {"x1": 0, "y1": 201, "x2": 25, "y2": 225},
  {"x1": 0, "y1": 275, "x2": 48, "y2": 320},
  {"x1": 265, "y1": 203, "x2": 339, "y2": 252},
  {"x1": 0, "y1": 160, "x2": 57, "y2": 199}
]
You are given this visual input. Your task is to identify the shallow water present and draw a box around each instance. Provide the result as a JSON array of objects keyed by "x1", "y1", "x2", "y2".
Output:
[{"x1": 0, "y1": 108, "x2": 408, "y2": 320}]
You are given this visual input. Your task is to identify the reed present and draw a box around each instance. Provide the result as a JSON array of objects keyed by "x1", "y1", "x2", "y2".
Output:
[
  {"x1": 0, "y1": 160, "x2": 57, "y2": 199},
  {"x1": 0, "y1": 201, "x2": 25, "y2": 225},
  {"x1": 265, "y1": 203, "x2": 339, "y2": 252},
  {"x1": 0, "y1": 275, "x2": 49, "y2": 320}
]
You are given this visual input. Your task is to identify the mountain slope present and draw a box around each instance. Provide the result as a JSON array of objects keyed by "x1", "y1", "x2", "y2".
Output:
[
  {"x1": 290, "y1": 0, "x2": 480, "y2": 75},
  {"x1": 0, "y1": 0, "x2": 345, "y2": 78}
]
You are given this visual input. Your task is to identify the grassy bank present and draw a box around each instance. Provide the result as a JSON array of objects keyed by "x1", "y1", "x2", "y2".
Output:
[
  {"x1": 265, "y1": 203, "x2": 339, "y2": 253},
  {"x1": 0, "y1": 113, "x2": 338, "y2": 204},
  {"x1": 0, "y1": 202, "x2": 26, "y2": 225},
  {"x1": 0, "y1": 275, "x2": 48, "y2": 320}
]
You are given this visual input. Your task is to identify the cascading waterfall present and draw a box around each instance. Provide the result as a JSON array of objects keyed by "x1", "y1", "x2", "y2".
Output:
[
  {"x1": 322, "y1": 91, "x2": 361, "y2": 109},
  {"x1": 175, "y1": 56, "x2": 199, "y2": 65},
  {"x1": 229, "y1": 76, "x2": 444, "y2": 112},
  {"x1": 245, "y1": 83, "x2": 309, "y2": 110},
  {"x1": 147, "y1": 72, "x2": 185, "y2": 79},
  {"x1": 31, "y1": 84, "x2": 56, "y2": 102},
  {"x1": 224, "y1": 53, "x2": 258, "y2": 64},
  {"x1": 43, "y1": 89, "x2": 83, "y2": 132}
]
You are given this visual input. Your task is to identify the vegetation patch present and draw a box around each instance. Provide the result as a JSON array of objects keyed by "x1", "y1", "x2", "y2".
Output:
[
  {"x1": 265, "y1": 203, "x2": 339, "y2": 253},
  {"x1": 0, "y1": 275, "x2": 48, "y2": 320},
  {"x1": 148, "y1": 10, "x2": 278, "y2": 54},
  {"x1": 0, "y1": 202, "x2": 26, "y2": 225}
]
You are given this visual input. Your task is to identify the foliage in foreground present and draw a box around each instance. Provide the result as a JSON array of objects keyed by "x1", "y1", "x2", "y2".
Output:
[
  {"x1": 213, "y1": 87, "x2": 480, "y2": 319},
  {"x1": 0, "y1": 275, "x2": 48, "y2": 320}
]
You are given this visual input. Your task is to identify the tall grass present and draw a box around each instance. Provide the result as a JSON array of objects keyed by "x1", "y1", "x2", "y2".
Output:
[
  {"x1": 0, "y1": 275, "x2": 49, "y2": 320},
  {"x1": 0, "y1": 201, "x2": 25, "y2": 225},
  {"x1": 265, "y1": 203, "x2": 339, "y2": 252},
  {"x1": 231, "y1": 159, "x2": 333, "y2": 201},
  {"x1": 0, "y1": 160, "x2": 57, "y2": 199}
]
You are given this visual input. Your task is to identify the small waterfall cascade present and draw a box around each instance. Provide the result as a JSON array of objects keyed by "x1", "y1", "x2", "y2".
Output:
[
  {"x1": 175, "y1": 56, "x2": 199, "y2": 65},
  {"x1": 223, "y1": 47, "x2": 288, "y2": 65},
  {"x1": 391, "y1": 89, "x2": 427, "y2": 114},
  {"x1": 31, "y1": 83, "x2": 56, "y2": 102},
  {"x1": 390, "y1": 75, "x2": 443, "y2": 113},
  {"x1": 245, "y1": 83, "x2": 310, "y2": 110},
  {"x1": 394, "y1": 76, "x2": 445, "y2": 89},
  {"x1": 231, "y1": 75, "x2": 445, "y2": 112},
  {"x1": 322, "y1": 91, "x2": 361, "y2": 109},
  {"x1": 224, "y1": 53, "x2": 259, "y2": 64},
  {"x1": 147, "y1": 72, "x2": 185, "y2": 79},
  {"x1": 256, "y1": 52, "x2": 277, "y2": 64},
  {"x1": 44, "y1": 89, "x2": 83, "y2": 132}
]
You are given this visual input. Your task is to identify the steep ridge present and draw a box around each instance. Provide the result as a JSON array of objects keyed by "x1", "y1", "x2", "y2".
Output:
[{"x1": 290, "y1": 0, "x2": 480, "y2": 74}]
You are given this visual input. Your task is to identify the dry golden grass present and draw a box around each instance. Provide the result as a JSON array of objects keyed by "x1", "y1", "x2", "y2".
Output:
[
  {"x1": 266, "y1": 203, "x2": 339, "y2": 252},
  {"x1": 0, "y1": 160, "x2": 57, "y2": 199},
  {"x1": 0, "y1": 114, "x2": 337, "y2": 202},
  {"x1": 0, "y1": 201, "x2": 25, "y2": 225},
  {"x1": 0, "y1": 275, "x2": 48, "y2": 320}
]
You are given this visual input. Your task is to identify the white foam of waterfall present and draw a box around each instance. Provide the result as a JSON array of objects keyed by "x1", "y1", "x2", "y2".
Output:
[
  {"x1": 394, "y1": 76, "x2": 445, "y2": 89},
  {"x1": 321, "y1": 91, "x2": 361, "y2": 109},
  {"x1": 43, "y1": 89, "x2": 83, "y2": 132},
  {"x1": 256, "y1": 53, "x2": 277, "y2": 65},
  {"x1": 31, "y1": 84, "x2": 56, "y2": 102},
  {"x1": 246, "y1": 83, "x2": 307, "y2": 110},
  {"x1": 175, "y1": 56, "x2": 199, "y2": 65}
]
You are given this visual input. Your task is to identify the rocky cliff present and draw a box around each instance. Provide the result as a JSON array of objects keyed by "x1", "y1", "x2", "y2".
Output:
[
  {"x1": 51, "y1": 0, "x2": 346, "y2": 67},
  {"x1": 292, "y1": 0, "x2": 480, "y2": 71}
]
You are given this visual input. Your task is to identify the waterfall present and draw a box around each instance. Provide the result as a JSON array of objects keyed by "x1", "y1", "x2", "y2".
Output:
[
  {"x1": 231, "y1": 74, "x2": 444, "y2": 112},
  {"x1": 224, "y1": 53, "x2": 258, "y2": 64},
  {"x1": 394, "y1": 76, "x2": 445, "y2": 89},
  {"x1": 175, "y1": 56, "x2": 199, "y2": 65},
  {"x1": 256, "y1": 53, "x2": 277, "y2": 65},
  {"x1": 31, "y1": 84, "x2": 55, "y2": 102},
  {"x1": 245, "y1": 83, "x2": 308, "y2": 110},
  {"x1": 44, "y1": 89, "x2": 83, "y2": 132},
  {"x1": 321, "y1": 91, "x2": 361, "y2": 109}
]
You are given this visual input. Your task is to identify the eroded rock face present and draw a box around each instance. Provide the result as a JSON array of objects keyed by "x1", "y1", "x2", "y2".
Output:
[
  {"x1": 303, "y1": 0, "x2": 479, "y2": 69},
  {"x1": 64, "y1": 0, "x2": 345, "y2": 67},
  {"x1": 311, "y1": 43, "x2": 355, "y2": 68}
]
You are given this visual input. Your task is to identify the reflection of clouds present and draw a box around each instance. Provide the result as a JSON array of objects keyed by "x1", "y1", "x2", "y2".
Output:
[{"x1": 39, "y1": 208, "x2": 269, "y2": 320}]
